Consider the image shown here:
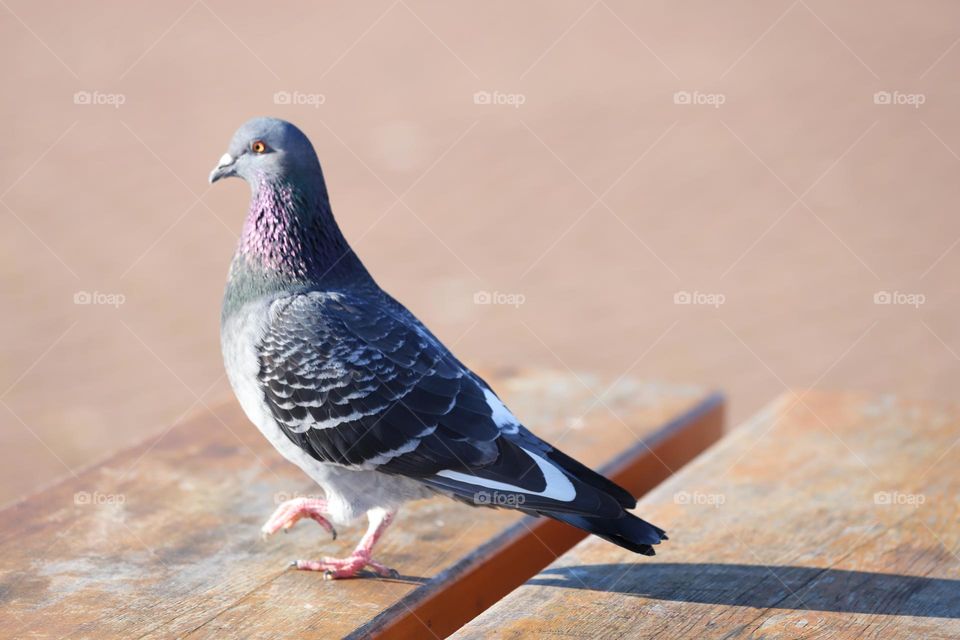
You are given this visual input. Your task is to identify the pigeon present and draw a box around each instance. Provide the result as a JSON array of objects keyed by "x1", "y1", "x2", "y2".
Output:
[{"x1": 212, "y1": 117, "x2": 667, "y2": 579}]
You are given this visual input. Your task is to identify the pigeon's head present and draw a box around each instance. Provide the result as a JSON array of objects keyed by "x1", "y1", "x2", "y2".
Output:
[{"x1": 209, "y1": 117, "x2": 322, "y2": 188}]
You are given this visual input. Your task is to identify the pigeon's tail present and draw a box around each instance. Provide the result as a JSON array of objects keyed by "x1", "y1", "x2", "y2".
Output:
[
  {"x1": 536, "y1": 445, "x2": 668, "y2": 555},
  {"x1": 545, "y1": 510, "x2": 668, "y2": 556},
  {"x1": 543, "y1": 445, "x2": 637, "y2": 510},
  {"x1": 421, "y1": 435, "x2": 667, "y2": 555}
]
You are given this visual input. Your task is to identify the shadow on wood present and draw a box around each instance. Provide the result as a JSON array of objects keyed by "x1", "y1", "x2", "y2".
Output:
[{"x1": 529, "y1": 563, "x2": 960, "y2": 618}]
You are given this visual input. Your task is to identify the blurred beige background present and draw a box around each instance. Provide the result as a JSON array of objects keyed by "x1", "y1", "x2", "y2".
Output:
[{"x1": 2, "y1": 1, "x2": 958, "y2": 506}]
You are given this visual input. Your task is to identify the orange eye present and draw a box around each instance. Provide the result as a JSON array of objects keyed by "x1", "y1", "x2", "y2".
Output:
[{"x1": 251, "y1": 140, "x2": 267, "y2": 154}]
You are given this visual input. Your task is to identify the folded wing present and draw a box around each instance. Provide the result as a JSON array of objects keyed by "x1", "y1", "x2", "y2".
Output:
[{"x1": 257, "y1": 291, "x2": 663, "y2": 548}]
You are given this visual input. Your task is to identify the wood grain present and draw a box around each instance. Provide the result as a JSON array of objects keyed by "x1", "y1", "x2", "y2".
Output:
[
  {"x1": 0, "y1": 370, "x2": 722, "y2": 639},
  {"x1": 452, "y1": 390, "x2": 960, "y2": 639}
]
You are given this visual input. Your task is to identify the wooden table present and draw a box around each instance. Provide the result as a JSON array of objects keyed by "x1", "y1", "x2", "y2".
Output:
[
  {"x1": 0, "y1": 370, "x2": 722, "y2": 639},
  {"x1": 453, "y1": 390, "x2": 960, "y2": 639}
]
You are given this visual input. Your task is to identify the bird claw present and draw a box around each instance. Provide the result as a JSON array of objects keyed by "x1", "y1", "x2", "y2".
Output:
[
  {"x1": 293, "y1": 553, "x2": 398, "y2": 580},
  {"x1": 261, "y1": 497, "x2": 335, "y2": 540}
]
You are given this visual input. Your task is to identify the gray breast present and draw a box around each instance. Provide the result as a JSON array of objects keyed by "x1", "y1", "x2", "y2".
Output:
[{"x1": 221, "y1": 298, "x2": 326, "y2": 478}]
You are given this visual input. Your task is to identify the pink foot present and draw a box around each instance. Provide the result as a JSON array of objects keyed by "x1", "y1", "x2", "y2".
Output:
[
  {"x1": 294, "y1": 550, "x2": 399, "y2": 580},
  {"x1": 291, "y1": 508, "x2": 399, "y2": 580},
  {"x1": 261, "y1": 498, "x2": 337, "y2": 540}
]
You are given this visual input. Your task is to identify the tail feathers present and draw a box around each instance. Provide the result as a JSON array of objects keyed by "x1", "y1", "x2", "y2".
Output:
[
  {"x1": 548, "y1": 511, "x2": 668, "y2": 556},
  {"x1": 544, "y1": 446, "x2": 636, "y2": 509},
  {"x1": 418, "y1": 436, "x2": 667, "y2": 556},
  {"x1": 424, "y1": 437, "x2": 628, "y2": 519}
]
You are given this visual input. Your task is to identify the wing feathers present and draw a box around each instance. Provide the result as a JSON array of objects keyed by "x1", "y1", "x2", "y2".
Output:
[
  {"x1": 255, "y1": 291, "x2": 666, "y2": 555},
  {"x1": 259, "y1": 293, "x2": 502, "y2": 470}
]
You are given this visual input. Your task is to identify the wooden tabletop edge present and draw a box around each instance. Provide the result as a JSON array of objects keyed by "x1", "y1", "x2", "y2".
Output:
[{"x1": 600, "y1": 391, "x2": 725, "y2": 480}]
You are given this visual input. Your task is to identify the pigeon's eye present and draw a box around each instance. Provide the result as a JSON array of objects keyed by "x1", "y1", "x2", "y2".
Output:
[{"x1": 251, "y1": 140, "x2": 268, "y2": 154}]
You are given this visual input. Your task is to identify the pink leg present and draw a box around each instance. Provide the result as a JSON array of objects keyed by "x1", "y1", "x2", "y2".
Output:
[
  {"x1": 261, "y1": 497, "x2": 337, "y2": 540},
  {"x1": 294, "y1": 508, "x2": 399, "y2": 580}
]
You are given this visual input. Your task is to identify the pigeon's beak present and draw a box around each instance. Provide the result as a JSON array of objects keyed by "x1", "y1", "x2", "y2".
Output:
[{"x1": 209, "y1": 153, "x2": 236, "y2": 184}]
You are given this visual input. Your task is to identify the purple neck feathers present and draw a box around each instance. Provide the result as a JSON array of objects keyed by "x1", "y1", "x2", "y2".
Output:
[{"x1": 238, "y1": 177, "x2": 364, "y2": 284}]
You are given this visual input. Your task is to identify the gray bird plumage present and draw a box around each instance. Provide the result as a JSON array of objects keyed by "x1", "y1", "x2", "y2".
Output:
[{"x1": 215, "y1": 117, "x2": 667, "y2": 557}]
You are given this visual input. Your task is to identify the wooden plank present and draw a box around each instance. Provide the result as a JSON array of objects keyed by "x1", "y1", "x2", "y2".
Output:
[
  {"x1": 0, "y1": 370, "x2": 722, "y2": 639},
  {"x1": 453, "y1": 390, "x2": 960, "y2": 639}
]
